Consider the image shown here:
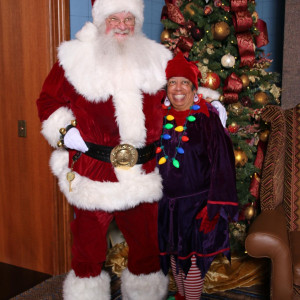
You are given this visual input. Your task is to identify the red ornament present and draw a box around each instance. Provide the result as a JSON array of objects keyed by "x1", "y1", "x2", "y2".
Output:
[
  {"x1": 181, "y1": 136, "x2": 189, "y2": 142},
  {"x1": 228, "y1": 123, "x2": 239, "y2": 133},
  {"x1": 184, "y1": 20, "x2": 195, "y2": 31},
  {"x1": 191, "y1": 26, "x2": 204, "y2": 41},
  {"x1": 202, "y1": 72, "x2": 221, "y2": 90},
  {"x1": 214, "y1": 0, "x2": 222, "y2": 7},
  {"x1": 204, "y1": 5, "x2": 213, "y2": 15}
]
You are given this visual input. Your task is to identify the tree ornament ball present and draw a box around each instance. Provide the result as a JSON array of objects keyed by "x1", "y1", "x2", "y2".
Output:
[
  {"x1": 228, "y1": 102, "x2": 244, "y2": 116},
  {"x1": 221, "y1": 53, "x2": 235, "y2": 68},
  {"x1": 244, "y1": 203, "x2": 256, "y2": 220},
  {"x1": 184, "y1": 3, "x2": 196, "y2": 17},
  {"x1": 219, "y1": 95, "x2": 225, "y2": 102},
  {"x1": 214, "y1": 0, "x2": 222, "y2": 7},
  {"x1": 234, "y1": 148, "x2": 248, "y2": 167},
  {"x1": 204, "y1": 5, "x2": 213, "y2": 15},
  {"x1": 240, "y1": 74, "x2": 250, "y2": 88},
  {"x1": 259, "y1": 129, "x2": 270, "y2": 142},
  {"x1": 202, "y1": 72, "x2": 221, "y2": 90},
  {"x1": 254, "y1": 91, "x2": 269, "y2": 106},
  {"x1": 160, "y1": 29, "x2": 171, "y2": 43},
  {"x1": 212, "y1": 21, "x2": 230, "y2": 41},
  {"x1": 191, "y1": 26, "x2": 204, "y2": 41},
  {"x1": 228, "y1": 122, "x2": 239, "y2": 133}
]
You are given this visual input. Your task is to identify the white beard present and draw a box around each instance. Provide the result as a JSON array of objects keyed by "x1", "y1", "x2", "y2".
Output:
[{"x1": 58, "y1": 21, "x2": 172, "y2": 102}]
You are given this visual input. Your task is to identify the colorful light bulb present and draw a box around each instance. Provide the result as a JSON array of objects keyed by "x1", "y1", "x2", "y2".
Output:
[
  {"x1": 181, "y1": 136, "x2": 189, "y2": 142},
  {"x1": 164, "y1": 123, "x2": 174, "y2": 129},
  {"x1": 191, "y1": 104, "x2": 200, "y2": 110},
  {"x1": 172, "y1": 158, "x2": 180, "y2": 168},
  {"x1": 177, "y1": 147, "x2": 184, "y2": 154},
  {"x1": 175, "y1": 126, "x2": 184, "y2": 132},
  {"x1": 159, "y1": 156, "x2": 167, "y2": 165},
  {"x1": 187, "y1": 115, "x2": 196, "y2": 122},
  {"x1": 162, "y1": 134, "x2": 171, "y2": 140},
  {"x1": 166, "y1": 115, "x2": 175, "y2": 121},
  {"x1": 156, "y1": 147, "x2": 162, "y2": 154}
]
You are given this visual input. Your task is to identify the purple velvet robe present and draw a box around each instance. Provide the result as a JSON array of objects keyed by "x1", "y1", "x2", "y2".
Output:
[{"x1": 157, "y1": 102, "x2": 239, "y2": 278}]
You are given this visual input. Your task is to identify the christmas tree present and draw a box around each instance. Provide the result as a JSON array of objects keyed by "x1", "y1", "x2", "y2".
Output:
[{"x1": 160, "y1": 0, "x2": 281, "y2": 253}]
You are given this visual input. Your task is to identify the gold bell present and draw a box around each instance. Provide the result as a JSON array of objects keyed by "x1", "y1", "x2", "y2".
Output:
[
  {"x1": 71, "y1": 120, "x2": 77, "y2": 127},
  {"x1": 59, "y1": 128, "x2": 66, "y2": 135},
  {"x1": 57, "y1": 140, "x2": 63, "y2": 147}
]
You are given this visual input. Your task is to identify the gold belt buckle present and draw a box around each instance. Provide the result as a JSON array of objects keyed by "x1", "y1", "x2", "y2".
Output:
[{"x1": 110, "y1": 144, "x2": 138, "y2": 170}]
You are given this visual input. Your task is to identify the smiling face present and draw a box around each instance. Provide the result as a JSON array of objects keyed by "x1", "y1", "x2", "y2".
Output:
[
  {"x1": 105, "y1": 11, "x2": 135, "y2": 42},
  {"x1": 167, "y1": 77, "x2": 196, "y2": 111}
]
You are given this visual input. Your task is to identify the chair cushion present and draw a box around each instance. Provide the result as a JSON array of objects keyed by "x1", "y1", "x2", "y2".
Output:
[
  {"x1": 290, "y1": 231, "x2": 300, "y2": 285},
  {"x1": 284, "y1": 105, "x2": 300, "y2": 231}
]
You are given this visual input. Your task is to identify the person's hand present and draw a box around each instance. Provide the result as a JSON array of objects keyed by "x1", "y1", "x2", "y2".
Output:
[
  {"x1": 64, "y1": 127, "x2": 88, "y2": 152},
  {"x1": 211, "y1": 101, "x2": 227, "y2": 128}
]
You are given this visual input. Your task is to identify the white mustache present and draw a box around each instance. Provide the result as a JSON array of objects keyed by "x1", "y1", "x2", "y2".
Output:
[{"x1": 113, "y1": 28, "x2": 130, "y2": 34}]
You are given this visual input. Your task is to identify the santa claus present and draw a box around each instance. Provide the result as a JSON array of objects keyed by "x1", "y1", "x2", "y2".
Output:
[{"x1": 36, "y1": 0, "x2": 172, "y2": 299}]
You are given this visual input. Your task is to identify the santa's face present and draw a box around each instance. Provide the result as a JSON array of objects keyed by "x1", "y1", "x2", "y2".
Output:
[{"x1": 105, "y1": 12, "x2": 135, "y2": 42}]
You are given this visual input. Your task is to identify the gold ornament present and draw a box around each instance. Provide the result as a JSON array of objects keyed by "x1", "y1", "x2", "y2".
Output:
[
  {"x1": 240, "y1": 74, "x2": 250, "y2": 89},
  {"x1": 234, "y1": 148, "x2": 248, "y2": 167},
  {"x1": 259, "y1": 129, "x2": 270, "y2": 142},
  {"x1": 254, "y1": 91, "x2": 269, "y2": 106},
  {"x1": 244, "y1": 203, "x2": 256, "y2": 220},
  {"x1": 184, "y1": 3, "x2": 196, "y2": 17},
  {"x1": 160, "y1": 29, "x2": 171, "y2": 43},
  {"x1": 228, "y1": 102, "x2": 244, "y2": 116},
  {"x1": 252, "y1": 11, "x2": 259, "y2": 23},
  {"x1": 212, "y1": 21, "x2": 230, "y2": 41},
  {"x1": 219, "y1": 95, "x2": 224, "y2": 103}
]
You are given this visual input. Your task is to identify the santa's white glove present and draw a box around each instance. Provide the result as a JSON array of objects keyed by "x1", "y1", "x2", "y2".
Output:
[
  {"x1": 211, "y1": 101, "x2": 227, "y2": 128},
  {"x1": 63, "y1": 127, "x2": 88, "y2": 153}
]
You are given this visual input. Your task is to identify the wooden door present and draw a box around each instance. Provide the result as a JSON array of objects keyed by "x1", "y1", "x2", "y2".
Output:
[{"x1": 0, "y1": 0, "x2": 72, "y2": 275}]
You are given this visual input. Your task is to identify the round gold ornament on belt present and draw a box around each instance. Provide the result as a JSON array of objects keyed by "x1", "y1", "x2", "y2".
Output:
[{"x1": 110, "y1": 144, "x2": 138, "y2": 170}]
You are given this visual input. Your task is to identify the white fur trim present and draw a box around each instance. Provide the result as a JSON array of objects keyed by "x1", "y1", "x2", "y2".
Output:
[
  {"x1": 198, "y1": 87, "x2": 220, "y2": 101},
  {"x1": 58, "y1": 26, "x2": 172, "y2": 102},
  {"x1": 92, "y1": 0, "x2": 144, "y2": 31},
  {"x1": 50, "y1": 150, "x2": 163, "y2": 212},
  {"x1": 41, "y1": 107, "x2": 75, "y2": 148},
  {"x1": 121, "y1": 269, "x2": 169, "y2": 300},
  {"x1": 63, "y1": 270, "x2": 110, "y2": 300}
]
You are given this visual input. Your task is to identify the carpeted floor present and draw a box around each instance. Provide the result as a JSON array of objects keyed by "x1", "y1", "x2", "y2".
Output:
[{"x1": 11, "y1": 266, "x2": 270, "y2": 300}]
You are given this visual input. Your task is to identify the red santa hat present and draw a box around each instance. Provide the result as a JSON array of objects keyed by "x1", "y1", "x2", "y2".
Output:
[
  {"x1": 165, "y1": 52, "x2": 201, "y2": 89},
  {"x1": 91, "y1": 0, "x2": 144, "y2": 30}
]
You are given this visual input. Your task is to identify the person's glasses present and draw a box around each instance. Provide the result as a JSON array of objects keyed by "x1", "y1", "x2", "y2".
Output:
[{"x1": 107, "y1": 17, "x2": 135, "y2": 26}]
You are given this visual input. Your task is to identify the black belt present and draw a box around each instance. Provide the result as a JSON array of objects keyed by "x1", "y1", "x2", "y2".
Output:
[{"x1": 84, "y1": 141, "x2": 157, "y2": 165}]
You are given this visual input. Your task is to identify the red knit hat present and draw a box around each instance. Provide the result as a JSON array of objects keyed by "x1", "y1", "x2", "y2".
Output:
[{"x1": 165, "y1": 52, "x2": 201, "y2": 89}]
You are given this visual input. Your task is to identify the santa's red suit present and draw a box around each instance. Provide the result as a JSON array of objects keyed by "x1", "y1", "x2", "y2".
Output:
[{"x1": 36, "y1": 0, "x2": 172, "y2": 299}]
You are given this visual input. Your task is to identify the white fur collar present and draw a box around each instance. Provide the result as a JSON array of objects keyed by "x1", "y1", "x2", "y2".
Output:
[{"x1": 58, "y1": 22, "x2": 172, "y2": 102}]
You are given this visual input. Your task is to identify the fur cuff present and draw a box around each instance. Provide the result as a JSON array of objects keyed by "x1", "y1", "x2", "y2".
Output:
[
  {"x1": 41, "y1": 107, "x2": 75, "y2": 148},
  {"x1": 198, "y1": 87, "x2": 220, "y2": 101},
  {"x1": 50, "y1": 150, "x2": 163, "y2": 212},
  {"x1": 121, "y1": 269, "x2": 169, "y2": 300},
  {"x1": 63, "y1": 270, "x2": 110, "y2": 300}
]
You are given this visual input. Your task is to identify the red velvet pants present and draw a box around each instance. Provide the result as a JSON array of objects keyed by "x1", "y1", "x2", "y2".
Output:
[{"x1": 71, "y1": 202, "x2": 160, "y2": 278}]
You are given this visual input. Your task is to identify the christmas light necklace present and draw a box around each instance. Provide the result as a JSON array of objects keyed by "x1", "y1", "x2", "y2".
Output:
[{"x1": 156, "y1": 104, "x2": 200, "y2": 168}]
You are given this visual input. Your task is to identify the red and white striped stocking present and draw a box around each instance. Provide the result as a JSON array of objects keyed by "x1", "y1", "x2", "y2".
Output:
[{"x1": 182, "y1": 256, "x2": 204, "y2": 300}]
